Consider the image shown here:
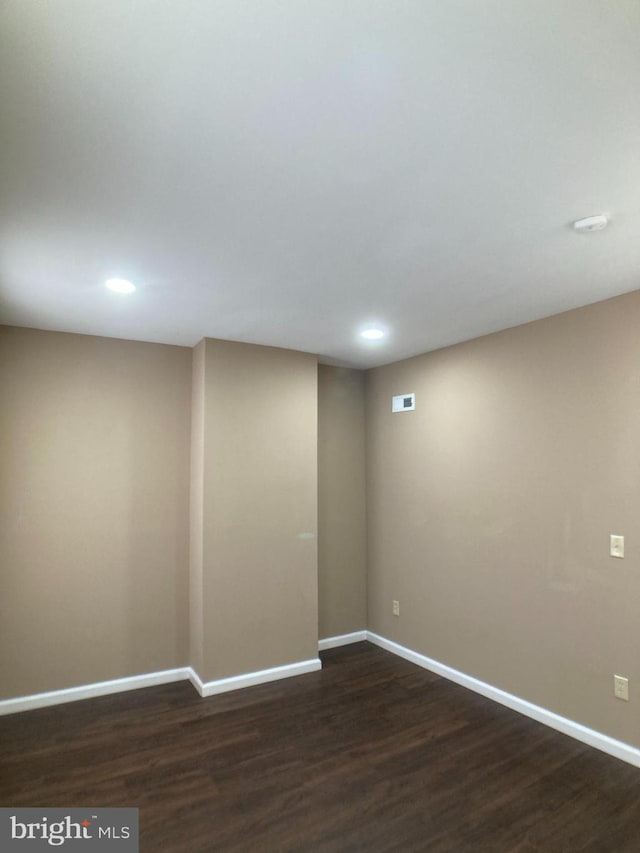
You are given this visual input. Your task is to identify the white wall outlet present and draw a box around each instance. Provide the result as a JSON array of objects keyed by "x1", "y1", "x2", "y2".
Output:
[
  {"x1": 610, "y1": 534, "x2": 624, "y2": 558},
  {"x1": 614, "y1": 674, "x2": 629, "y2": 701},
  {"x1": 392, "y1": 600, "x2": 400, "y2": 617}
]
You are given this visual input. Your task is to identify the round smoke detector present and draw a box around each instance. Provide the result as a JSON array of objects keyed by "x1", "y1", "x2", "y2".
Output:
[{"x1": 573, "y1": 214, "x2": 608, "y2": 233}]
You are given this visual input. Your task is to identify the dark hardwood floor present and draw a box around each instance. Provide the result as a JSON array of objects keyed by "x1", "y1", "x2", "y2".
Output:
[{"x1": 2, "y1": 642, "x2": 640, "y2": 852}]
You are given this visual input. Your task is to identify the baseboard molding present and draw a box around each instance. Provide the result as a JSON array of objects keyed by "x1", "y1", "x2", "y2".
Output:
[
  {"x1": 1, "y1": 656, "x2": 323, "y2": 715},
  {"x1": 189, "y1": 658, "x2": 322, "y2": 697},
  {"x1": 318, "y1": 631, "x2": 367, "y2": 651},
  {"x1": 366, "y1": 631, "x2": 640, "y2": 769},
  {"x1": 6, "y1": 634, "x2": 637, "y2": 769},
  {"x1": 0, "y1": 667, "x2": 190, "y2": 717}
]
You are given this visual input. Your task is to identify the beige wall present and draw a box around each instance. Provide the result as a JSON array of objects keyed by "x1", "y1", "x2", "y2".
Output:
[
  {"x1": 366, "y1": 291, "x2": 640, "y2": 747},
  {"x1": 1, "y1": 329, "x2": 320, "y2": 700},
  {"x1": 0, "y1": 326, "x2": 191, "y2": 699},
  {"x1": 318, "y1": 366, "x2": 367, "y2": 639},
  {"x1": 192, "y1": 339, "x2": 318, "y2": 682},
  {"x1": 9, "y1": 288, "x2": 637, "y2": 752}
]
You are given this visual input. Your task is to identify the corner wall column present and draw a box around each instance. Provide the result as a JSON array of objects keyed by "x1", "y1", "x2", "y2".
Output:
[{"x1": 189, "y1": 339, "x2": 319, "y2": 685}]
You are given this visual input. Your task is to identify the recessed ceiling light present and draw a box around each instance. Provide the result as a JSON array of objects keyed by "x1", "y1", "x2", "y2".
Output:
[
  {"x1": 360, "y1": 328, "x2": 386, "y2": 340},
  {"x1": 105, "y1": 278, "x2": 136, "y2": 294}
]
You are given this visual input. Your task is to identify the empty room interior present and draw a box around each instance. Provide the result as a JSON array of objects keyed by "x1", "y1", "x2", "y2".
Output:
[{"x1": 2, "y1": 2, "x2": 640, "y2": 851}]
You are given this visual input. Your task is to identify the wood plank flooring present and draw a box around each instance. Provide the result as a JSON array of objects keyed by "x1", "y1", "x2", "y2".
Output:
[{"x1": 2, "y1": 642, "x2": 640, "y2": 852}]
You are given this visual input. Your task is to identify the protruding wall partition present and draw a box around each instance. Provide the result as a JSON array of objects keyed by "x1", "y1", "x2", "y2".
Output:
[{"x1": 189, "y1": 339, "x2": 319, "y2": 688}]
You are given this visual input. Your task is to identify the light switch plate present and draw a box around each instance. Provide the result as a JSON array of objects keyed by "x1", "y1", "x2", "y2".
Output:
[{"x1": 610, "y1": 534, "x2": 624, "y2": 558}]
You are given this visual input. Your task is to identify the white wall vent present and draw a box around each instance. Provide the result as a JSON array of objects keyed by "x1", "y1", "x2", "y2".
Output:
[{"x1": 392, "y1": 393, "x2": 415, "y2": 412}]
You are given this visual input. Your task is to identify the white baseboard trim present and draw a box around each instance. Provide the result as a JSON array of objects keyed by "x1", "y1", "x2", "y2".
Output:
[
  {"x1": 189, "y1": 658, "x2": 322, "y2": 697},
  {"x1": 7, "y1": 633, "x2": 637, "y2": 769},
  {"x1": 366, "y1": 631, "x2": 640, "y2": 769},
  {"x1": 319, "y1": 631, "x2": 367, "y2": 651},
  {"x1": 0, "y1": 667, "x2": 190, "y2": 717},
  {"x1": 1, "y1": 656, "x2": 323, "y2": 715},
  {"x1": 187, "y1": 667, "x2": 205, "y2": 696}
]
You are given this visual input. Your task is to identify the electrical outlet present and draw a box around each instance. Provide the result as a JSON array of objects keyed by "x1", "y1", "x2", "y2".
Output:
[
  {"x1": 392, "y1": 600, "x2": 400, "y2": 617},
  {"x1": 614, "y1": 674, "x2": 629, "y2": 701}
]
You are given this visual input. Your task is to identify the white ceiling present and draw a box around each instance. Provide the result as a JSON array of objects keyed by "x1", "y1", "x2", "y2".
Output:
[{"x1": 1, "y1": 1, "x2": 639, "y2": 368}]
